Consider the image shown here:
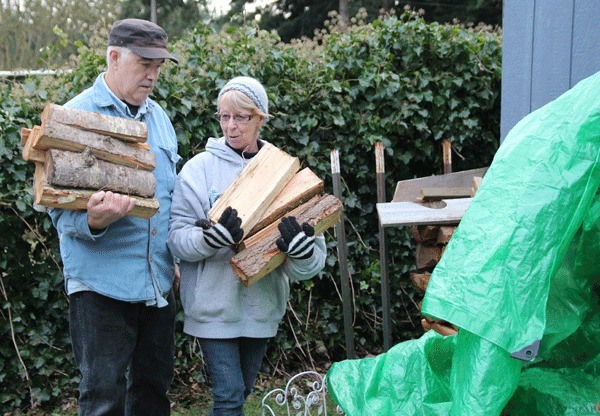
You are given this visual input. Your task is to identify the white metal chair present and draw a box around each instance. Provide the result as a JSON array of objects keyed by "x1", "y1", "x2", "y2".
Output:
[{"x1": 261, "y1": 371, "x2": 345, "y2": 415}]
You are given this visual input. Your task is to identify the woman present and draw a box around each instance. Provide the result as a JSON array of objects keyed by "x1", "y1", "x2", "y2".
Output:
[{"x1": 167, "y1": 76, "x2": 327, "y2": 415}]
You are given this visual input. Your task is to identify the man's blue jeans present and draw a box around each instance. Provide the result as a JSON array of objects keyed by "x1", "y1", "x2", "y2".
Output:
[
  {"x1": 69, "y1": 291, "x2": 176, "y2": 416},
  {"x1": 198, "y1": 337, "x2": 269, "y2": 416}
]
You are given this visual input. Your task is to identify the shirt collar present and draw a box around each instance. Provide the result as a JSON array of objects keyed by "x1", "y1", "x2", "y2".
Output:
[{"x1": 93, "y1": 72, "x2": 153, "y2": 120}]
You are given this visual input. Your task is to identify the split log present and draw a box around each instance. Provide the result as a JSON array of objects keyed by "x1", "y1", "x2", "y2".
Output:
[
  {"x1": 22, "y1": 126, "x2": 46, "y2": 163},
  {"x1": 410, "y1": 272, "x2": 431, "y2": 293},
  {"x1": 392, "y1": 167, "x2": 488, "y2": 202},
  {"x1": 410, "y1": 225, "x2": 440, "y2": 243},
  {"x1": 31, "y1": 121, "x2": 155, "y2": 170},
  {"x1": 34, "y1": 163, "x2": 158, "y2": 219},
  {"x1": 436, "y1": 226, "x2": 456, "y2": 244},
  {"x1": 246, "y1": 167, "x2": 324, "y2": 237},
  {"x1": 415, "y1": 243, "x2": 442, "y2": 271},
  {"x1": 41, "y1": 103, "x2": 147, "y2": 143},
  {"x1": 209, "y1": 143, "x2": 300, "y2": 238},
  {"x1": 418, "y1": 187, "x2": 472, "y2": 201},
  {"x1": 44, "y1": 149, "x2": 156, "y2": 197},
  {"x1": 231, "y1": 194, "x2": 343, "y2": 287}
]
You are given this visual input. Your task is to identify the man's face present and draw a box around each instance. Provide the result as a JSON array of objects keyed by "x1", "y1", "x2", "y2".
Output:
[{"x1": 108, "y1": 49, "x2": 164, "y2": 106}]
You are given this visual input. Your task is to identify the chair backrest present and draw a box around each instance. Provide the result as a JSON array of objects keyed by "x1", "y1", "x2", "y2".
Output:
[{"x1": 261, "y1": 371, "x2": 345, "y2": 415}]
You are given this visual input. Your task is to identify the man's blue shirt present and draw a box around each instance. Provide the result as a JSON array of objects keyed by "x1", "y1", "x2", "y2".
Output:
[{"x1": 49, "y1": 73, "x2": 180, "y2": 306}]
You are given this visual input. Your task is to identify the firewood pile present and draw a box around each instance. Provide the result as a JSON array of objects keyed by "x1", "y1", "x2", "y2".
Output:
[
  {"x1": 20, "y1": 104, "x2": 159, "y2": 218},
  {"x1": 393, "y1": 168, "x2": 486, "y2": 335},
  {"x1": 207, "y1": 142, "x2": 343, "y2": 287}
]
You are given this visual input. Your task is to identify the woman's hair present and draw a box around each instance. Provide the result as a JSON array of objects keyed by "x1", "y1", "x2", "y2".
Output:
[{"x1": 218, "y1": 90, "x2": 271, "y2": 119}]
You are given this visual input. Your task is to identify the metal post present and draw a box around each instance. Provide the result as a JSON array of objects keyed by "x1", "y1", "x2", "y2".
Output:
[
  {"x1": 375, "y1": 142, "x2": 391, "y2": 351},
  {"x1": 150, "y1": 0, "x2": 157, "y2": 23},
  {"x1": 330, "y1": 149, "x2": 355, "y2": 359}
]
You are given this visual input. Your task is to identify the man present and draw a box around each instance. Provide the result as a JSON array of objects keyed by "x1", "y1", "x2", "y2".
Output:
[{"x1": 49, "y1": 18, "x2": 180, "y2": 415}]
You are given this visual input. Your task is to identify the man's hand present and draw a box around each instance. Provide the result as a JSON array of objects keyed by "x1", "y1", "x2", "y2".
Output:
[
  {"x1": 276, "y1": 216, "x2": 315, "y2": 260},
  {"x1": 173, "y1": 263, "x2": 180, "y2": 293},
  {"x1": 195, "y1": 206, "x2": 243, "y2": 249},
  {"x1": 87, "y1": 191, "x2": 136, "y2": 231}
]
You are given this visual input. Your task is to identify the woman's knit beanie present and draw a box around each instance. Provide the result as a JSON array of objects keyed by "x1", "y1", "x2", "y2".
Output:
[{"x1": 218, "y1": 76, "x2": 269, "y2": 115}]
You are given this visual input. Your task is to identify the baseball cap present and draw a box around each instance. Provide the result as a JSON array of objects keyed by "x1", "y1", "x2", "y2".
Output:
[{"x1": 108, "y1": 18, "x2": 179, "y2": 64}]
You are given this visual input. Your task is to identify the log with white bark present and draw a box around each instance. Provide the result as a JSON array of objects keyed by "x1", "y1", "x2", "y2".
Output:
[
  {"x1": 41, "y1": 103, "x2": 148, "y2": 143},
  {"x1": 31, "y1": 121, "x2": 155, "y2": 170},
  {"x1": 34, "y1": 163, "x2": 158, "y2": 219},
  {"x1": 44, "y1": 148, "x2": 156, "y2": 197}
]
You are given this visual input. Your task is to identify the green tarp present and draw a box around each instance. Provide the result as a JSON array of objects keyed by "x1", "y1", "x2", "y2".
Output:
[{"x1": 327, "y1": 71, "x2": 600, "y2": 415}]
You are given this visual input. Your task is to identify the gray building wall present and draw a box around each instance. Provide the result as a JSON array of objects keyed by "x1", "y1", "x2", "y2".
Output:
[{"x1": 501, "y1": 0, "x2": 600, "y2": 141}]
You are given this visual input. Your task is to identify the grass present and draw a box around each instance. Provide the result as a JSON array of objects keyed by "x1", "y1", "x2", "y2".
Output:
[{"x1": 40, "y1": 373, "x2": 343, "y2": 416}]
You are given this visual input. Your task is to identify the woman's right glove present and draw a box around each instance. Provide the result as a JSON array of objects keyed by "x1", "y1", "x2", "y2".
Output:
[
  {"x1": 195, "y1": 206, "x2": 243, "y2": 249},
  {"x1": 276, "y1": 216, "x2": 315, "y2": 260}
]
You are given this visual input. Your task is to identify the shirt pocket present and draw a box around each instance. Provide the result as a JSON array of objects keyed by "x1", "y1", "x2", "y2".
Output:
[{"x1": 157, "y1": 145, "x2": 181, "y2": 194}]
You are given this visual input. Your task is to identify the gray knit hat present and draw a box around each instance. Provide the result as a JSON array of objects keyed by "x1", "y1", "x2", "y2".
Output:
[{"x1": 218, "y1": 76, "x2": 269, "y2": 115}]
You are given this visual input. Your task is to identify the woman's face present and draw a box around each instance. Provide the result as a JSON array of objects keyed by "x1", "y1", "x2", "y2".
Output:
[{"x1": 218, "y1": 92, "x2": 264, "y2": 153}]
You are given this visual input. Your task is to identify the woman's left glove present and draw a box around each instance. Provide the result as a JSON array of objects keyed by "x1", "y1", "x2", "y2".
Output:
[
  {"x1": 195, "y1": 206, "x2": 243, "y2": 249},
  {"x1": 276, "y1": 216, "x2": 315, "y2": 260}
]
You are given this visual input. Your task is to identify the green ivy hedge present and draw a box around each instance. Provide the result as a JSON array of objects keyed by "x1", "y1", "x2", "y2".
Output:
[{"x1": 0, "y1": 9, "x2": 501, "y2": 413}]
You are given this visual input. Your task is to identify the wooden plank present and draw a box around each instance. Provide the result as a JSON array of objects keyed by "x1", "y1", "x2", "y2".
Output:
[
  {"x1": 246, "y1": 167, "x2": 324, "y2": 237},
  {"x1": 209, "y1": 143, "x2": 300, "y2": 238},
  {"x1": 231, "y1": 194, "x2": 343, "y2": 287},
  {"x1": 418, "y1": 187, "x2": 472, "y2": 201},
  {"x1": 44, "y1": 149, "x2": 156, "y2": 198},
  {"x1": 392, "y1": 167, "x2": 488, "y2": 202},
  {"x1": 41, "y1": 103, "x2": 147, "y2": 143},
  {"x1": 530, "y1": 0, "x2": 573, "y2": 112},
  {"x1": 22, "y1": 126, "x2": 46, "y2": 163},
  {"x1": 377, "y1": 198, "x2": 470, "y2": 228},
  {"x1": 32, "y1": 122, "x2": 155, "y2": 170},
  {"x1": 33, "y1": 162, "x2": 158, "y2": 219},
  {"x1": 500, "y1": 0, "x2": 535, "y2": 140}
]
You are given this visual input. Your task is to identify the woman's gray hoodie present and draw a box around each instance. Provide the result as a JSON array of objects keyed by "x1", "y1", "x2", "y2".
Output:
[{"x1": 167, "y1": 137, "x2": 326, "y2": 339}]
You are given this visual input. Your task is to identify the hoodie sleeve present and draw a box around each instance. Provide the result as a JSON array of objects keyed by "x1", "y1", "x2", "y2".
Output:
[{"x1": 167, "y1": 161, "x2": 220, "y2": 262}]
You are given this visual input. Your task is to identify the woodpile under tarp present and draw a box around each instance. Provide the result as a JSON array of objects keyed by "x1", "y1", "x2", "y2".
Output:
[
  {"x1": 20, "y1": 103, "x2": 159, "y2": 218},
  {"x1": 377, "y1": 167, "x2": 489, "y2": 337},
  {"x1": 208, "y1": 142, "x2": 343, "y2": 287}
]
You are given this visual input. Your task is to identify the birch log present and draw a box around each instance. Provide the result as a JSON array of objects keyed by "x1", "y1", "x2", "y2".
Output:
[
  {"x1": 41, "y1": 103, "x2": 148, "y2": 143},
  {"x1": 34, "y1": 163, "x2": 158, "y2": 219},
  {"x1": 31, "y1": 122, "x2": 155, "y2": 170},
  {"x1": 44, "y1": 149, "x2": 156, "y2": 197}
]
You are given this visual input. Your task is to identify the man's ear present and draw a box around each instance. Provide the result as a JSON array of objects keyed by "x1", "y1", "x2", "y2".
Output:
[{"x1": 108, "y1": 49, "x2": 120, "y2": 65}]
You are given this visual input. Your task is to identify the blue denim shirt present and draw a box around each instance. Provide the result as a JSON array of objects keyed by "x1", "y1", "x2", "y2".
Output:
[{"x1": 49, "y1": 73, "x2": 180, "y2": 307}]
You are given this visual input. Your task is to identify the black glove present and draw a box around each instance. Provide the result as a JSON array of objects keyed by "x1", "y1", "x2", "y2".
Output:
[
  {"x1": 276, "y1": 216, "x2": 315, "y2": 260},
  {"x1": 195, "y1": 206, "x2": 243, "y2": 249}
]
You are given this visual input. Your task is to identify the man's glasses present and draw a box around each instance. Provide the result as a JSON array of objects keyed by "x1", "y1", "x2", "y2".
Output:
[{"x1": 216, "y1": 114, "x2": 254, "y2": 124}]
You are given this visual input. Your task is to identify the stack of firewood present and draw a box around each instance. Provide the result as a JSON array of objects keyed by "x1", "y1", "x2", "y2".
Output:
[
  {"x1": 410, "y1": 224, "x2": 459, "y2": 336},
  {"x1": 21, "y1": 104, "x2": 159, "y2": 218},
  {"x1": 206, "y1": 142, "x2": 343, "y2": 287},
  {"x1": 404, "y1": 177, "x2": 484, "y2": 336}
]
